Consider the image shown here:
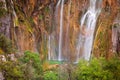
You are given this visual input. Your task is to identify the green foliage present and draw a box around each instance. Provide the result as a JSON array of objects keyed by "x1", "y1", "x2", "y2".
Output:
[
  {"x1": 0, "y1": 34, "x2": 15, "y2": 54},
  {"x1": 20, "y1": 51, "x2": 40, "y2": 63},
  {"x1": 0, "y1": 2, "x2": 7, "y2": 18},
  {"x1": 43, "y1": 71, "x2": 59, "y2": 80},
  {"x1": 0, "y1": 61, "x2": 24, "y2": 80},
  {"x1": 75, "y1": 57, "x2": 120, "y2": 80},
  {"x1": 1, "y1": 50, "x2": 120, "y2": 80},
  {"x1": 0, "y1": 8, "x2": 7, "y2": 17},
  {"x1": 0, "y1": 51, "x2": 43, "y2": 80},
  {"x1": 19, "y1": 51, "x2": 43, "y2": 80},
  {"x1": 103, "y1": 57, "x2": 120, "y2": 80}
]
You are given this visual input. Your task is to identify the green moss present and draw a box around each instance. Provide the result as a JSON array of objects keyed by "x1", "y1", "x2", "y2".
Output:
[
  {"x1": 13, "y1": 3, "x2": 34, "y2": 34},
  {"x1": 45, "y1": 6, "x2": 50, "y2": 13},
  {"x1": 0, "y1": 8, "x2": 7, "y2": 18},
  {"x1": 39, "y1": 14, "x2": 43, "y2": 20},
  {"x1": 0, "y1": 34, "x2": 15, "y2": 54},
  {"x1": 24, "y1": 20, "x2": 33, "y2": 33},
  {"x1": 14, "y1": 6, "x2": 33, "y2": 33}
]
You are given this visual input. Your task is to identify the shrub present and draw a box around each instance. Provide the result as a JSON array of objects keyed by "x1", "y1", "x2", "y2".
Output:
[
  {"x1": 43, "y1": 71, "x2": 58, "y2": 80},
  {"x1": 0, "y1": 1, "x2": 7, "y2": 18},
  {"x1": 19, "y1": 51, "x2": 43, "y2": 80},
  {"x1": 75, "y1": 58, "x2": 114, "y2": 80},
  {"x1": 0, "y1": 61, "x2": 24, "y2": 80},
  {"x1": 103, "y1": 57, "x2": 120, "y2": 80},
  {"x1": 0, "y1": 34, "x2": 15, "y2": 54}
]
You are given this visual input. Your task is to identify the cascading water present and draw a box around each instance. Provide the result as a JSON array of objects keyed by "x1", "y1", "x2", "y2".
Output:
[
  {"x1": 48, "y1": 0, "x2": 102, "y2": 62},
  {"x1": 48, "y1": 0, "x2": 64, "y2": 61},
  {"x1": 48, "y1": 36, "x2": 51, "y2": 60},
  {"x1": 58, "y1": 0, "x2": 64, "y2": 61},
  {"x1": 76, "y1": 0, "x2": 102, "y2": 62}
]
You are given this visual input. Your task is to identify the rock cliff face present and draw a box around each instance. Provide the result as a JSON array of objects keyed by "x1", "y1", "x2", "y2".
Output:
[
  {"x1": 0, "y1": 0, "x2": 120, "y2": 60},
  {"x1": 93, "y1": 0, "x2": 120, "y2": 58}
]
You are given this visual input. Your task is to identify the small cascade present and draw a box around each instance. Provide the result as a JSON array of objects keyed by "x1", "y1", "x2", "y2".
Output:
[
  {"x1": 48, "y1": 0, "x2": 61, "y2": 61},
  {"x1": 76, "y1": 0, "x2": 102, "y2": 62},
  {"x1": 11, "y1": 0, "x2": 20, "y2": 50},
  {"x1": 48, "y1": 36, "x2": 51, "y2": 60}
]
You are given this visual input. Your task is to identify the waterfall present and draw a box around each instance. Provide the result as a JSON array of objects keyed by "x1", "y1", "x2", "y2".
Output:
[
  {"x1": 58, "y1": 0, "x2": 64, "y2": 61},
  {"x1": 11, "y1": 0, "x2": 18, "y2": 27},
  {"x1": 48, "y1": 36, "x2": 51, "y2": 60},
  {"x1": 76, "y1": 0, "x2": 102, "y2": 62},
  {"x1": 47, "y1": 0, "x2": 61, "y2": 60},
  {"x1": 48, "y1": 0, "x2": 65, "y2": 61},
  {"x1": 48, "y1": 0, "x2": 102, "y2": 62}
]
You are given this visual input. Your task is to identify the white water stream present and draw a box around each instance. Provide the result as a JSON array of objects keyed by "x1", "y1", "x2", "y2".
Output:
[
  {"x1": 58, "y1": 0, "x2": 64, "y2": 61},
  {"x1": 76, "y1": 0, "x2": 102, "y2": 62}
]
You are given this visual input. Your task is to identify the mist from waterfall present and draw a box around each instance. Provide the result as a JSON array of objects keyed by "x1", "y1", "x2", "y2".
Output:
[{"x1": 76, "y1": 0, "x2": 102, "y2": 62}]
